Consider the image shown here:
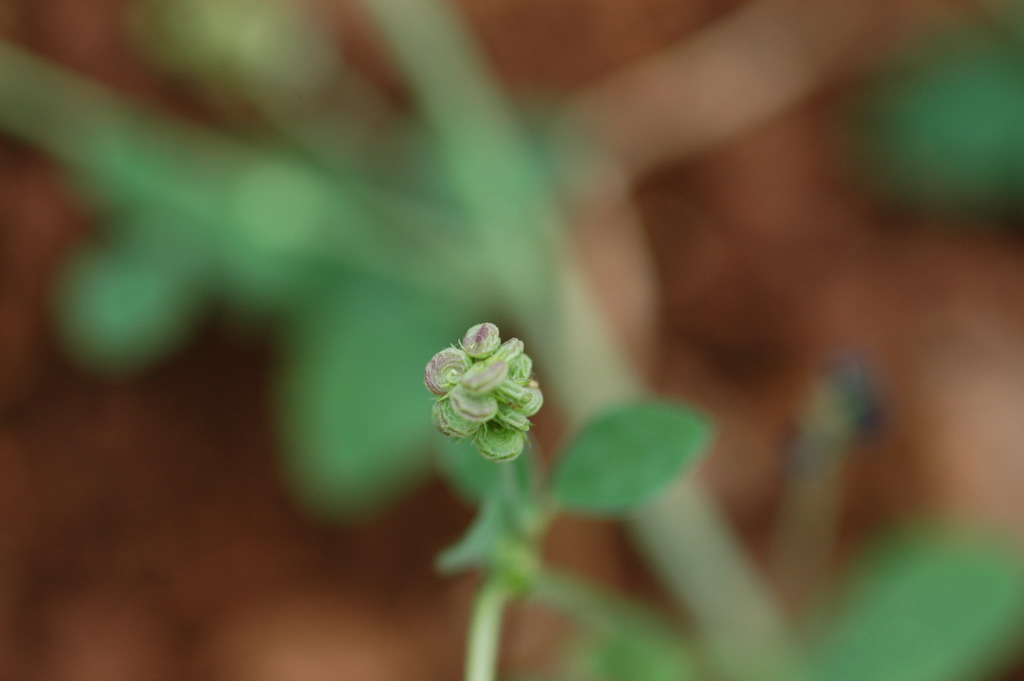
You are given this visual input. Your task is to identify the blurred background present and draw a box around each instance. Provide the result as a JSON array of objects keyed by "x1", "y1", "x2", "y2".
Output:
[{"x1": 4, "y1": 0, "x2": 1024, "y2": 679}]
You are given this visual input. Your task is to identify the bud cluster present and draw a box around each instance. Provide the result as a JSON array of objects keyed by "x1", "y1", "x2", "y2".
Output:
[{"x1": 425, "y1": 323, "x2": 543, "y2": 461}]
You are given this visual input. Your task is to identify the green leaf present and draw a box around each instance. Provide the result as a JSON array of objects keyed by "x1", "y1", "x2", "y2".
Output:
[
  {"x1": 809, "y1": 530, "x2": 1024, "y2": 681},
  {"x1": 584, "y1": 623, "x2": 694, "y2": 681},
  {"x1": 435, "y1": 492, "x2": 505, "y2": 574},
  {"x1": 552, "y1": 402, "x2": 712, "y2": 515},
  {"x1": 55, "y1": 240, "x2": 205, "y2": 374},
  {"x1": 217, "y1": 158, "x2": 344, "y2": 319},
  {"x1": 75, "y1": 124, "x2": 229, "y2": 225},
  {"x1": 435, "y1": 439, "x2": 538, "y2": 574},
  {"x1": 852, "y1": 26, "x2": 1024, "y2": 217},
  {"x1": 277, "y1": 275, "x2": 465, "y2": 518}
]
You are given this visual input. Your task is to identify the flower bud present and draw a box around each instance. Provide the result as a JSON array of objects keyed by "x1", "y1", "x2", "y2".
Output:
[
  {"x1": 508, "y1": 353, "x2": 533, "y2": 384},
  {"x1": 426, "y1": 323, "x2": 543, "y2": 460},
  {"x1": 425, "y1": 347, "x2": 471, "y2": 396},
  {"x1": 495, "y1": 402, "x2": 530, "y2": 432},
  {"x1": 460, "y1": 360, "x2": 508, "y2": 395},
  {"x1": 449, "y1": 385, "x2": 499, "y2": 423},
  {"x1": 474, "y1": 422, "x2": 526, "y2": 461},
  {"x1": 432, "y1": 399, "x2": 478, "y2": 439},
  {"x1": 495, "y1": 379, "x2": 531, "y2": 406},
  {"x1": 518, "y1": 385, "x2": 544, "y2": 417},
  {"x1": 461, "y1": 323, "x2": 501, "y2": 359},
  {"x1": 491, "y1": 338, "x2": 524, "y2": 363}
]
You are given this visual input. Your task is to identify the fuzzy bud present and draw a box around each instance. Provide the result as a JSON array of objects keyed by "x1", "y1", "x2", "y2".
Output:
[
  {"x1": 461, "y1": 323, "x2": 501, "y2": 359},
  {"x1": 432, "y1": 399, "x2": 478, "y2": 439},
  {"x1": 426, "y1": 323, "x2": 543, "y2": 462},
  {"x1": 495, "y1": 379, "x2": 531, "y2": 406},
  {"x1": 517, "y1": 386, "x2": 544, "y2": 417},
  {"x1": 460, "y1": 360, "x2": 509, "y2": 395},
  {"x1": 508, "y1": 354, "x2": 533, "y2": 384},
  {"x1": 491, "y1": 338, "x2": 524, "y2": 363},
  {"x1": 425, "y1": 347, "x2": 471, "y2": 396},
  {"x1": 449, "y1": 385, "x2": 499, "y2": 423},
  {"x1": 495, "y1": 403, "x2": 530, "y2": 432},
  {"x1": 474, "y1": 422, "x2": 526, "y2": 462}
]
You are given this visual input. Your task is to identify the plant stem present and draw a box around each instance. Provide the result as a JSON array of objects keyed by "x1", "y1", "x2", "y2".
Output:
[
  {"x1": 531, "y1": 569, "x2": 641, "y2": 633},
  {"x1": 632, "y1": 478, "x2": 805, "y2": 681},
  {"x1": 770, "y1": 458, "x2": 846, "y2": 611},
  {"x1": 465, "y1": 577, "x2": 511, "y2": 681}
]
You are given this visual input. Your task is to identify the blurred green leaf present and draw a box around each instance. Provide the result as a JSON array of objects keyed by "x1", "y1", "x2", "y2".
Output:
[
  {"x1": 436, "y1": 492, "x2": 505, "y2": 574},
  {"x1": 277, "y1": 275, "x2": 466, "y2": 518},
  {"x1": 435, "y1": 439, "x2": 537, "y2": 574},
  {"x1": 55, "y1": 237, "x2": 205, "y2": 374},
  {"x1": 76, "y1": 126, "x2": 402, "y2": 323},
  {"x1": 809, "y1": 531, "x2": 1024, "y2": 681},
  {"x1": 583, "y1": 622, "x2": 694, "y2": 681},
  {"x1": 75, "y1": 124, "x2": 231, "y2": 226},
  {"x1": 537, "y1": 570, "x2": 695, "y2": 681},
  {"x1": 217, "y1": 158, "x2": 349, "y2": 318},
  {"x1": 852, "y1": 25, "x2": 1024, "y2": 216},
  {"x1": 552, "y1": 402, "x2": 712, "y2": 515}
]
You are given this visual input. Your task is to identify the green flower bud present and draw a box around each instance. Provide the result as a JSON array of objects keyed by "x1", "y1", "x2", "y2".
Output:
[
  {"x1": 494, "y1": 402, "x2": 530, "y2": 432},
  {"x1": 426, "y1": 323, "x2": 543, "y2": 461},
  {"x1": 491, "y1": 338, "x2": 524, "y2": 363},
  {"x1": 474, "y1": 422, "x2": 526, "y2": 461},
  {"x1": 461, "y1": 322, "x2": 501, "y2": 359},
  {"x1": 460, "y1": 360, "x2": 508, "y2": 395},
  {"x1": 508, "y1": 353, "x2": 533, "y2": 384},
  {"x1": 450, "y1": 384, "x2": 499, "y2": 423},
  {"x1": 518, "y1": 385, "x2": 544, "y2": 417},
  {"x1": 495, "y1": 379, "x2": 531, "y2": 406},
  {"x1": 425, "y1": 347, "x2": 471, "y2": 396},
  {"x1": 432, "y1": 399, "x2": 478, "y2": 439}
]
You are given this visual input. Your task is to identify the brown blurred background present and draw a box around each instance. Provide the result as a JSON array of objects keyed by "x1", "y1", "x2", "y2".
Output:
[{"x1": 3, "y1": 0, "x2": 1024, "y2": 679}]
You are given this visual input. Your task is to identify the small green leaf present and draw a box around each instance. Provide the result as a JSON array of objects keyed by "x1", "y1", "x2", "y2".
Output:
[
  {"x1": 75, "y1": 125, "x2": 228, "y2": 225},
  {"x1": 435, "y1": 438, "x2": 538, "y2": 575},
  {"x1": 435, "y1": 493, "x2": 505, "y2": 574},
  {"x1": 852, "y1": 26, "x2": 1024, "y2": 217},
  {"x1": 583, "y1": 623, "x2": 694, "y2": 681},
  {"x1": 216, "y1": 158, "x2": 346, "y2": 319},
  {"x1": 552, "y1": 402, "x2": 712, "y2": 515},
  {"x1": 810, "y1": 530, "x2": 1024, "y2": 681},
  {"x1": 55, "y1": 242, "x2": 204, "y2": 374}
]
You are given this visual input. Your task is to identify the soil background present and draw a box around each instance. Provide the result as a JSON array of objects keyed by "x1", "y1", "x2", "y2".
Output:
[{"x1": 3, "y1": 1, "x2": 1024, "y2": 679}]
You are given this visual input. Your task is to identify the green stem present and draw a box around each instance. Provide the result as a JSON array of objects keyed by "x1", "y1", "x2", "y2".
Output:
[
  {"x1": 531, "y1": 569, "x2": 640, "y2": 633},
  {"x1": 632, "y1": 478, "x2": 805, "y2": 681},
  {"x1": 770, "y1": 458, "x2": 846, "y2": 611},
  {"x1": 465, "y1": 577, "x2": 511, "y2": 681}
]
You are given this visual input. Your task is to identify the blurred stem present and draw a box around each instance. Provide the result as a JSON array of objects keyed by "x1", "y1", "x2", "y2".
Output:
[
  {"x1": 770, "y1": 459, "x2": 847, "y2": 610},
  {"x1": 632, "y1": 479, "x2": 805, "y2": 681},
  {"x1": 0, "y1": 41, "x2": 143, "y2": 162},
  {"x1": 531, "y1": 568, "x2": 643, "y2": 634},
  {"x1": 465, "y1": 577, "x2": 511, "y2": 681},
  {"x1": 359, "y1": 0, "x2": 639, "y2": 417},
  {"x1": 360, "y1": 2, "x2": 805, "y2": 680},
  {"x1": 359, "y1": 0, "x2": 548, "y2": 318}
]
